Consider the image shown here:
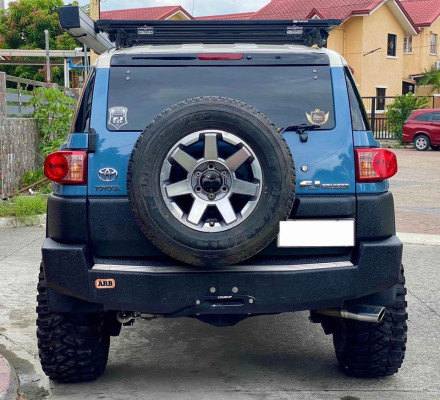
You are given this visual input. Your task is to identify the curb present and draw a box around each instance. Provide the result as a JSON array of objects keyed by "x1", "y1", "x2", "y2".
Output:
[
  {"x1": 0, "y1": 355, "x2": 19, "y2": 400},
  {"x1": 397, "y1": 232, "x2": 440, "y2": 246},
  {"x1": 0, "y1": 214, "x2": 46, "y2": 230}
]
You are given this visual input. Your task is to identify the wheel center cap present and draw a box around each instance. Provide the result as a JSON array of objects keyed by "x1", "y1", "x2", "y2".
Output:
[{"x1": 200, "y1": 170, "x2": 222, "y2": 193}]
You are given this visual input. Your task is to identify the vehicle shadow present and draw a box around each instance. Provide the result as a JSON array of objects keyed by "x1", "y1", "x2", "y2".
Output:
[{"x1": 50, "y1": 312, "x2": 405, "y2": 398}]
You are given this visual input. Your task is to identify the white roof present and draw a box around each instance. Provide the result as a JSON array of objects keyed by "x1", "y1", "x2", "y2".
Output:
[{"x1": 94, "y1": 43, "x2": 347, "y2": 68}]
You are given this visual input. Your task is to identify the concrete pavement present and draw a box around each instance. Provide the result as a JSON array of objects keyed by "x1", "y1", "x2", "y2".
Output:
[
  {"x1": 0, "y1": 226, "x2": 439, "y2": 399},
  {"x1": 391, "y1": 148, "x2": 440, "y2": 235}
]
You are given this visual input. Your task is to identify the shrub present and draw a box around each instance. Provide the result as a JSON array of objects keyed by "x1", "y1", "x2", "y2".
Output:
[
  {"x1": 29, "y1": 87, "x2": 76, "y2": 156},
  {"x1": 386, "y1": 94, "x2": 430, "y2": 142}
]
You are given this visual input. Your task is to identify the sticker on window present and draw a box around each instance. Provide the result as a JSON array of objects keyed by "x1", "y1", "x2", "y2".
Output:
[
  {"x1": 108, "y1": 106, "x2": 128, "y2": 130},
  {"x1": 306, "y1": 109, "x2": 329, "y2": 126}
]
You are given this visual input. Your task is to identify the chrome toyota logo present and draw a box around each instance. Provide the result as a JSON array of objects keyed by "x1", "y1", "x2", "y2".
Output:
[{"x1": 98, "y1": 168, "x2": 118, "y2": 182}]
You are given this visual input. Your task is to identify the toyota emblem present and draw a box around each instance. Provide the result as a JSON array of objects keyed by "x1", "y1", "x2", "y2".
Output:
[{"x1": 98, "y1": 168, "x2": 118, "y2": 182}]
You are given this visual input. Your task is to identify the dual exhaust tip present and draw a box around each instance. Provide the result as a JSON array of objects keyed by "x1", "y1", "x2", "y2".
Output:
[{"x1": 317, "y1": 304, "x2": 386, "y2": 323}]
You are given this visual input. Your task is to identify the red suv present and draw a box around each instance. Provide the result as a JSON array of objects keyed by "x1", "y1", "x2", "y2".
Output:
[{"x1": 402, "y1": 109, "x2": 440, "y2": 151}]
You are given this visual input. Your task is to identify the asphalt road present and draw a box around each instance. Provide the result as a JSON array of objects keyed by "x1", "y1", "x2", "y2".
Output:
[{"x1": 0, "y1": 226, "x2": 439, "y2": 400}]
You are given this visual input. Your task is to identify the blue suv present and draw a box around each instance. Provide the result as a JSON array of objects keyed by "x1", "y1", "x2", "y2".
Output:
[{"x1": 37, "y1": 15, "x2": 407, "y2": 382}]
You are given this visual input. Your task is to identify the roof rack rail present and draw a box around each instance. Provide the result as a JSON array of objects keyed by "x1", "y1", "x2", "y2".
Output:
[
  {"x1": 96, "y1": 19, "x2": 341, "y2": 48},
  {"x1": 59, "y1": 6, "x2": 340, "y2": 52}
]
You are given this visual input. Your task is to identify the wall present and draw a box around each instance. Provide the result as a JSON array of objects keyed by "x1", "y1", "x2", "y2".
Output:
[
  {"x1": 0, "y1": 72, "x2": 40, "y2": 198},
  {"x1": 360, "y1": 3, "x2": 405, "y2": 97},
  {"x1": 341, "y1": 17, "x2": 364, "y2": 90},
  {"x1": 328, "y1": 4, "x2": 410, "y2": 97},
  {"x1": 404, "y1": 17, "x2": 440, "y2": 82}
]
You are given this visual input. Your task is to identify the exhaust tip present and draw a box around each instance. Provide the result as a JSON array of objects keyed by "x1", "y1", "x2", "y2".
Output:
[{"x1": 377, "y1": 306, "x2": 386, "y2": 322}]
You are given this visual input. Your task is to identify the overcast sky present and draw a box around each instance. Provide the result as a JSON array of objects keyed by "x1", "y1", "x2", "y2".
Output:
[{"x1": 4, "y1": 0, "x2": 271, "y2": 17}]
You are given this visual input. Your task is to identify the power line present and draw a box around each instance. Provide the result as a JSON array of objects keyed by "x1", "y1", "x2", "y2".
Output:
[{"x1": 345, "y1": 43, "x2": 440, "y2": 56}]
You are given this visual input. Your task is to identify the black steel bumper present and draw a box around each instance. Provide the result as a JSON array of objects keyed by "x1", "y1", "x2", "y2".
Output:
[{"x1": 42, "y1": 235, "x2": 402, "y2": 315}]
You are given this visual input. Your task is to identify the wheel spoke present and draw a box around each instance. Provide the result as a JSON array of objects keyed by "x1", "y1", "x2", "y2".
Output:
[
  {"x1": 165, "y1": 179, "x2": 192, "y2": 197},
  {"x1": 204, "y1": 133, "x2": 218, "y2": 160},
  {"x1": 233, "y1": 179, "x2": 259, "y2": 197},
  {"x1": 225, "y1": 148, "x2": 251, "y2": 172},
  {"x1": 216, "y1": 199, "x2": 237, "y2": 224},
  {"x1": 187, "y1": 199, "x2": 208, "y2": 225},
  {"x1": 171, "y1": 148, "x2": 198, "y2": 172}
]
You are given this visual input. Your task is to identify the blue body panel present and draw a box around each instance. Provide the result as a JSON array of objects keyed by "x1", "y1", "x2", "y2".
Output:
[
  {"x1": 285, "y1": 67, "x2": 355, "y2": 195},
  {"x1": 353, "y1": 131, "x2": 379, "y2": 147},
  {"x1": 61, "y1": 65, "x2": 389, "y2": 197}
]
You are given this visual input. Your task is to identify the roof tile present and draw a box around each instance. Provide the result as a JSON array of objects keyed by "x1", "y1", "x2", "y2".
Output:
[
  {"x1": 100, "y1": 6, "x2": 192, "y2": 20},
  {"x1": 401, "y1": 0, "x2": 440, "y2": 27}
]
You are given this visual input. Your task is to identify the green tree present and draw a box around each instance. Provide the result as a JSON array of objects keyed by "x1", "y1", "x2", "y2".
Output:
[
  {"x1": 0, "y1": 0, "x2": 79, "y2": 84},
  {"x1": 417, "y1": 68, "x2": 440, "y2": 94},
  {"x1": 386, "y1": 93, "x2": 430, "y2": 142}
]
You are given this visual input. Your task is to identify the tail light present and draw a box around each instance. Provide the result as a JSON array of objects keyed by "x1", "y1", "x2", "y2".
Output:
[
  {"x1": 197, "y1": 53, "x2": 243, "y2": 60},
  {"x1": 355, "y1": 149, "x2": 398, "y2": 182},
  {"x1": 44, "y1": 151, "x2": 87, "y2": 184}
]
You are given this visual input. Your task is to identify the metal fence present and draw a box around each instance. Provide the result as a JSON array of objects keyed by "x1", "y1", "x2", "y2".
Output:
[
  {"x1": 361, "y1": 96, "x2": 435, "y2": 139},
  {"x1": 5, "y1": 75, "x2": 77, "y2": 117}
]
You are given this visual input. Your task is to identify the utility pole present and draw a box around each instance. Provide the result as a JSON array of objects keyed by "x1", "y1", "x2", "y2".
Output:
[
  {"x1": 83, "y1": 44, "x2": 89, "y2": 83},
  {"x1": 44, "y1": 29, "x2": 51, "y2": 83},
  {"x1": 90, "y1": 0, "x2": 100, "y2": 65}
]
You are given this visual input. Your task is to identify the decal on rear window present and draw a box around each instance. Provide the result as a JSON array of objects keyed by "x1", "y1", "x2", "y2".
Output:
[
  {"x1": 108, "y1": 106, "x2": 128, "y2": 130},
  {"x1": 306, "y1": 109, "x2": 329, "y2": 126}
]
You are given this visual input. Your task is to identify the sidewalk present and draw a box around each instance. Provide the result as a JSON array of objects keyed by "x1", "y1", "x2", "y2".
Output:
[{"x1": 0, "y1": 355, "x2": 18, "y2": 400}]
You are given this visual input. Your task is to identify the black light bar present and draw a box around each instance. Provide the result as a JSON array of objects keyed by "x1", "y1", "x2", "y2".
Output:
[
  {"x1": 96, "y1": 19, "x2": 341, "y2": 48},
  {"x1": 59, "y1": 6, "x2": 114, "y2": 54}
]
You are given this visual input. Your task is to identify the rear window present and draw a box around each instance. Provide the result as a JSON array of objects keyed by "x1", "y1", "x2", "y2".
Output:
[
  {"x1": 107, "y1": 65, "x2": 335, "y2": 131},
  {"x1": 412, "y1": 112, "x2": 432, "y2": 121}
]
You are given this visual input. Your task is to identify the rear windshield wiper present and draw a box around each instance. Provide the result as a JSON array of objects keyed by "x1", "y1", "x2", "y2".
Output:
[{"x1": 279, "y1": 123, "x2": 320, "y2": 143}]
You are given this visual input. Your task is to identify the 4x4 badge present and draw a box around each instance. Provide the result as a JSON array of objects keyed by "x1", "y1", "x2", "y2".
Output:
[
  {"x1": 108, "y1": 106, "x2": 128, "y2": 129},
  {"x1": 306, "y1": 109, "x2": 329, "y2": 126},
  {"x1": 98, "y1": 168, "x2": 118, "y2": 182}
]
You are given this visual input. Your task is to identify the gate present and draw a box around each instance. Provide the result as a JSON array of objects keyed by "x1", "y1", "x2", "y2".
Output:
[{"x1": 361, "y1": 96, "x2": 435, "y2": 139}]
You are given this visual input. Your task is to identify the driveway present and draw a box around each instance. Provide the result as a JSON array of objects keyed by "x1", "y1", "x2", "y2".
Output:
[{"x1": 0, "y1": 148, "x2": 439, "y2": 399}]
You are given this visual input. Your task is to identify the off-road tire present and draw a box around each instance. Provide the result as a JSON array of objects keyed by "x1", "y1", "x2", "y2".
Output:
[
  {"x1": 127, "y1": 96, "x2": 296, "y2": 266},
  {"x1": 36, "y1": 265, "x2": 110, "y2": 382},
  {"x1": 331, "y1": 266, "x2": 408, "y2": 377}
]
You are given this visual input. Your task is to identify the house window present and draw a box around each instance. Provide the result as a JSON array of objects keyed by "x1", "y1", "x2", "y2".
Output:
[
  {"x1": 376, "y1": 88, "x2": 386, "y2": 111},
  {"x1": 404, "y1": 35, "x2": 413, "y2": 53},
  {"x1": 387, "y1": 34, "x2": 397, "y2": 57},
  {"x1": 430, "y1": 34, "x2": 438, "y2": 54}
]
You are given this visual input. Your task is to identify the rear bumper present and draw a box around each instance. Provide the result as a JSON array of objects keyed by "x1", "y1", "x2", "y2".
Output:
[{"x1": 42, "y1": 235, "x2": 403, "y2": 315}]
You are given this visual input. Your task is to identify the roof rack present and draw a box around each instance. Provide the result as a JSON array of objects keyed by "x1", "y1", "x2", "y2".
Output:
[
  {"x1": 97, "y1": 19, "x2": 341, "y2": 48},
  {"x1": 59, "y1": 6, "x2": 340, "y2": 53}
]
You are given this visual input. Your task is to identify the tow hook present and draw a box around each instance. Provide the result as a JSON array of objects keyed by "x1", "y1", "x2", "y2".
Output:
[{"x1": 167, "y1": 295, "x2": 256, "y2": 318}]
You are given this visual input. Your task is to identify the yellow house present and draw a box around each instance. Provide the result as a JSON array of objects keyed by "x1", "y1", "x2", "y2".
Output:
[
  {"x1": 401, "y1": 0, "x2": 440, "y2": 95},
  {"x1": 249, "y1": 0, "x2": 419, "y2": 99}
]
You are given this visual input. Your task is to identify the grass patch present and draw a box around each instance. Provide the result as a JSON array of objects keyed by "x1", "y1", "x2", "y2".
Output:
[
  {"x1": 0, "y1": 195, "x2": 47, "y2": 224},
  {"x1": 7, "y1": 88, "x2": 33, "y2": 95}
]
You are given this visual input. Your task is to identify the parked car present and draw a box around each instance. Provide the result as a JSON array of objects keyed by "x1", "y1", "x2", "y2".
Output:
[
  {"x1": 38, "y1": 11, "x2": 406, "y2": 383},
  {"x1": 403, "y1": 108, "x2": 440, "y2": 151}
]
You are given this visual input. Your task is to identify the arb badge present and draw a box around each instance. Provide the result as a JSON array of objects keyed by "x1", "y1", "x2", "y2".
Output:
[
  {"x1": 95, "y1": 279, "x2": 115, "y2": 289},
  {"x1": 306, "y1": 109, "x2": 329, "y2": 126}
]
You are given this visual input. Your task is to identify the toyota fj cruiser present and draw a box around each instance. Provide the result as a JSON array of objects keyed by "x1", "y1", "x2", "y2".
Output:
[{"x1": 37, "y1": 12, "x2": 407, "y2": 382}]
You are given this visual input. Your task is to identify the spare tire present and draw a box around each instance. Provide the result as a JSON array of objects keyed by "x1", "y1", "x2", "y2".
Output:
[{"x1": 127, "y1": 97, "x2": 295, "y2": 266}]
